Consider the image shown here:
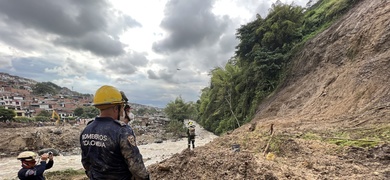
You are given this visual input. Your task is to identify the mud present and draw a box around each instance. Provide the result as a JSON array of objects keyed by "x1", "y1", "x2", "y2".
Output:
[{"x1": 0, "y1": 120, "x2": 217, "y2": 179}]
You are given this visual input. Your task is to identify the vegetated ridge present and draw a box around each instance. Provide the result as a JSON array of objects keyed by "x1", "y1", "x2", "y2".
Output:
[{"x1": 148, "y1": 0, "x2": 390, "y2": 179}]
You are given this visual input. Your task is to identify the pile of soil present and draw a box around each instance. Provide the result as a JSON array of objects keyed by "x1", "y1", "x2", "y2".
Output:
[
  {"x1": 0, "y1": 122, "x2": 82, "y2": 157},
  {"x1": 148, "y1": 122, "x2": 389, "y2": 179}
]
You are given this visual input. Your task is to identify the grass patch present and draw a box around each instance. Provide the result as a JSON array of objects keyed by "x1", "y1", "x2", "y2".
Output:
[
  {"x1": 45, "y1": 169, "x2": 86, "y2": 180},
  {"x1": 299, "y1": 125, "x2": 390, "y2": 149},
  {"x1": 352, "y1": 125, "x2": 390, "y2": 141},
  {"x1": 302, "y1": 132, "x2": 321, "y2": 140},
  {"x1": 269, "y1": 136, "x2": 285, "y2": 155},
  {"x1": 327, "y1": 138, "x2": 379, "y2": 148}
]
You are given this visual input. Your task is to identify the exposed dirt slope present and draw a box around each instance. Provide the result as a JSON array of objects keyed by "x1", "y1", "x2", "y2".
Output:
[
  {"x1": 256, "y1": 0, "x2": 390, "y2": 126},
  {"x1": 148, "y1": 0, "x2": 390, "y2": 179}
]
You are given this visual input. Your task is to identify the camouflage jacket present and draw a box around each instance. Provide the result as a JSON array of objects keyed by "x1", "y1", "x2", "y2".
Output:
[{"x1": 80, "y1": 117, "x2": 149, "y2": 180}]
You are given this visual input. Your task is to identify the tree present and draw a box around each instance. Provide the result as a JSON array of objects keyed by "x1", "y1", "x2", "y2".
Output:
[
  {"x1": 32, "y1": 81, "x2": 63, "y2": 95},
  {"x1": 135, "y1": 108, "x2": 147, "y2": 116},
  {"x1": 82, "y1": 106, "x2": 99, "y2": 118},
  {"x1": 164, "y1": 97, "x2": 193, "y2": 122},
  {"x1": 261, "y1": 1, "x2": 304, "y2": 51},
  {"x1": 32, "y1": 82, "x2": 57, "y2": 95},
  {"x1": 198, "y1": 2, "x2": 305, "y2": 135},
  {"x1": 0, "y1": 107, "x2": 16, "y2": 122},
  {"x1": 37, "y1": 110, "x2": 51, "y2": 117},
  {"x1": 74, "y1": 107, "x2": 84, "y2": 117}
]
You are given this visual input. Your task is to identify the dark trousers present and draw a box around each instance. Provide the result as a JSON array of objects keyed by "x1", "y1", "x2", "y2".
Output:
[{"x1": 188, "y1": 135, "x2": 195, "y2": 149}]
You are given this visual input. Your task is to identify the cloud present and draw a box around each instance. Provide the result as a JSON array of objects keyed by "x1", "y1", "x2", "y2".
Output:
[
  {"x1": 152, "y1": 0, "x2": 230, "y2": 53},
  {"x1": 0, "y1": 58, "x2": 58, "y2": 82},
  {"x1": 0, "y1": 0, "x2": 141, "y2": 57},
  {"x1": 54, "y1": 32, "x2": 126, "y2": 57},
  {"x1": 0, "y1": 0, "x2": 310, "y2": 108},
  {"x1": 147, "y1": 70, "x2": 159, "y2": 80},
  {"x1": 44, "y1": 58, "x2": 88, "y2": 77},
  {"x1": 148, "y1": 0, "x2": 239, "y2": 89},
  {"x1": 103, "y1": 51, "x2": 150, "y2": 75},
  {"x1": 0, "y1": 55, "x2": 12, "y2": 68}
]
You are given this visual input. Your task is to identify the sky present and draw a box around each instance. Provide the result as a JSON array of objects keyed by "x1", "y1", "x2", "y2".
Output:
[{"x1": 0, "y1": 0, "x2": 309, "y2": 108}]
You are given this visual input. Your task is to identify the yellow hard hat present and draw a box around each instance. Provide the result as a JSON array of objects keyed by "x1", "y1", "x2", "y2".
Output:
[
  {"x1": 93, "y1": 85, "x2": 124, "y2": 108},
  {"x1": 17, "y1": 151, "x2": 37, "y2": 161}
]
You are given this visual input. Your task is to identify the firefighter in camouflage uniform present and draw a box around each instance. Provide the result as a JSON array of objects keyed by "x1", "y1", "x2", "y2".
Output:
[{"x1": 80, "y1": 85, "x2": 149, "y2": 180}]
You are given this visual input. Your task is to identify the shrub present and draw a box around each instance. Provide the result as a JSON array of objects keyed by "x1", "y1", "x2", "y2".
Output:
[
  {"x1": 34, "y1": 116, "x2": 50, "y2": 122},
  {"x1": 14, "y1": 116, "x2": 32, "y2": 123},
  {"x1": 165, "y1": 119, "x2": 186, "y2": 137}
]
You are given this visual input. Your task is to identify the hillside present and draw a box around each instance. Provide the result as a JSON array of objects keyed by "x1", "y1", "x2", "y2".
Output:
[
  {"x1": 148, "y1": 0, "x2": 390, "y2": 179},
  {"x1": 0, "y1": 72, "x2": 37, "y2": 85}
]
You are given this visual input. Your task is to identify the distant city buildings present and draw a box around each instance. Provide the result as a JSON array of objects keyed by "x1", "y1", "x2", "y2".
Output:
[
  {"x1": 0, "y1": 72, "x2": 93, "y2": 119},
  {"x1": 0, "y1": 72, "x2": 165, "y2": 121}
]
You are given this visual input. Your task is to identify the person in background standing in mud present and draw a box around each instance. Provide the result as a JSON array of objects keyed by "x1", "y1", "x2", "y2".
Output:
[
  {"x1": 80, "y1": 85, "x2": 149, "y2": 180},
  {"x1": 187, "y1": 121, "x2": 196, "y2": 150},
  {"x1": 17, "y1": 151, "x2": 54, "y2": 180}
]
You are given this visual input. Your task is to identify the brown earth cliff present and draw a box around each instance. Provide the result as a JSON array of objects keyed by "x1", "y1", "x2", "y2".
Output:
[{"x1": 148, "y1": 0, "x2": 390, "y2": 179}]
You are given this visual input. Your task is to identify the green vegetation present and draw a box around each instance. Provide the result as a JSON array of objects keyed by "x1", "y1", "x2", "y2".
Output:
[
  {"x1": 31, "y1": 81, "x2": 91, "y2": 97},
  {"x1": 37, "y1": 110, "x2": 51, "y2": 117},
  {"x1": 32, "y1": 82, "x2": 61, "y2": 95},
  {"x1": 162, "y1": 97, "x2": 198, "y2": 137},
  {"x1": 14, "y1": 116, "x2": 30, "y2": 122},
  {"x1": 34, "y1": 116, "x2": 50, "y2": 122},
  {"x1": 268, "y1": 135, "x2": 289, "y2": 155},
  {"x1": 0, "y1": 107, "x2": 15, "y2": 122},
  {"x1": 164, "y1": 97, "x2": 197, "y2": 122},
  {"x1": 74, "y1": 107, "x2": 84, "y2": 117},
  {"x1": 133, "y1": 107, "x2": 159, "y2": 116},
  {"x1": 45, "y1": 169, "x2": 86, "y2": 180},
  {"x1": 73, "y1": 106, "x2": 99, "y2": 118},
  {"x1": 301, "y1": 125, "x2": 390, "y2": 148},
  {"x1": 196, "y1": 0, "x2": 361, "y2": 135},
  {"x1": 165, "y1": 119, "x2": 187, "y2": 137},
  {"x1": 327, "y1": 138, "x2": 379, "y2": 148},
  {"x1": 302, "y1": 132, "x2": 321, "y2": 140}
]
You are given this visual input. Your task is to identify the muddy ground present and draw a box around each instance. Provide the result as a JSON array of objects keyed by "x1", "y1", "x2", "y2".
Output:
[
  {"x1": 1, "y1": 119, "x2": 389, "y2": 180},
  {"x1": 1, "y1": 0, "x2": 390, "y2": 179},
  {"x1": 148, "y1": 120, "x2": 389, "y2": 180},
  {"x1": 0, "y1": 120, "x2": 217, "y2": 179}
]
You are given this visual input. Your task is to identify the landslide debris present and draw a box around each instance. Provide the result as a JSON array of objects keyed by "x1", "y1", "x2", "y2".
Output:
[{"x1": 148, "y1": 0, "x2": 390, "y2": 179}]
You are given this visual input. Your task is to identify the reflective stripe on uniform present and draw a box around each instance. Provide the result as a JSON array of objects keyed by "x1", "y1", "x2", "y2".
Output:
[{"x1": 25, "y1": 169, "x2": 36, "y2": 176}]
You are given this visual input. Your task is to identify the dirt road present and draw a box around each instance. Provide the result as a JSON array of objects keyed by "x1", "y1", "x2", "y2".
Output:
[{"x1": 0, "y1": 120, "x2": 217, "y2": 179}]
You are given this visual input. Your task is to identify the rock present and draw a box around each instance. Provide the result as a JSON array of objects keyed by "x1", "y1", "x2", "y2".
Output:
[
  {"x1": 157, "y1": 164, "x2": 171, "y2": 171},
  {"x1": 38, "y1": 148, "x2": 60, "y2": 156},
  {"x1": 232, "y1": 144, "x2": 240, "y2": 152},
  {"x1": 249, "y1": 122, "x2": 256, "y2": 132},
  {"x1": 154, "y1": 139, "x2": 163, "y2": 143},
  {"x1": 53, "y1": 129, "x2": 63, "y2": 135}
]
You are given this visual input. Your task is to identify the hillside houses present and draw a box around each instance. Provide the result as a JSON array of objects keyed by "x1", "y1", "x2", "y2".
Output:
[
  {"x1": 0, "y1": 73, "x2": 166, "y2": 123},
  {"x1": 1, "y1": 89, "x2": 93, "y2": 119},
  {"x1": 0, "y1": 73, "x2": 93, "y2": 119}
]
